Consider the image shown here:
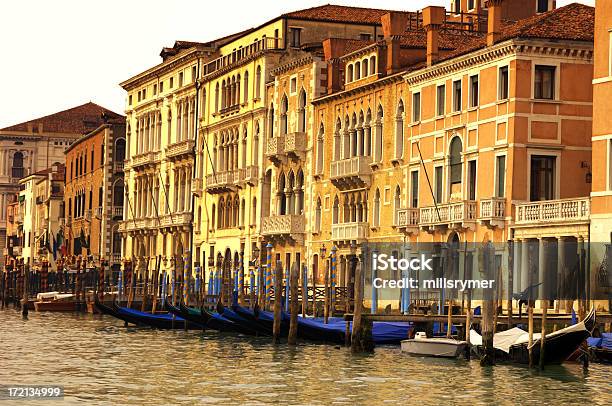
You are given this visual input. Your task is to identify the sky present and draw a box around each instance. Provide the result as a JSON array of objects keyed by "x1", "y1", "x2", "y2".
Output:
[{"x1": 0, "y1": 0, "x2": 595, "y2": 129}]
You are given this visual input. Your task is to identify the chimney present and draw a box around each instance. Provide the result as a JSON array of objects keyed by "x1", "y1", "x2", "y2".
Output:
[
  {"x1": 422, "y1": 6, "x2": 445, "y2": 66},
  {"x1": 323, "y1": 38, "x2": 347, "y2": 93},
  {"x1": 381, "y1": 12, "x2": 410, "y2": 74},
  {"x1": 486, "y1": 0, "x2": 504, "y2": 46}
]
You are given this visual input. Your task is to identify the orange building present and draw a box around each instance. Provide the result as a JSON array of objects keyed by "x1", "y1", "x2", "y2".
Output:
[
  {"x1": 64, "y1": 120, "x2": 125, "y2": 271},
  {"x1": 591, "y1": 1, "x2": 612, "y2": 309}
]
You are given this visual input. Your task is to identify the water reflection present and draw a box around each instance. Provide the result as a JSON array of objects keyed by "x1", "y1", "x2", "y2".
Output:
[{"x1": 0, "y1": 309, "x2": 610, "y2": 405}]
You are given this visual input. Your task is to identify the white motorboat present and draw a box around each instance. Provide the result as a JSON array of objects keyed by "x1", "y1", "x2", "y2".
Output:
[{"x1": 401, "y1": 332, "x2": 468, "y2": 358}]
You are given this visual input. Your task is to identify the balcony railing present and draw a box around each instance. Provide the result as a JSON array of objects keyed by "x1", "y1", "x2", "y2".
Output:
[
  {"x1": 515, "y1": 197, "x2": 590, "y2": 225},
  {"x1": 265, "y1": 136, "x2": 285, "y2": 162},
  {"x1": 111, "y1": 253, "x2": 122, "y2": 264},
  {"x1": 131, "y1": 151, "x2": 161, "y2": 169},
  {"x1": 165, "y1": 139, "x2": 195, "y2": 160},
  {"x1": 206, "y1": 170, "x2": 239, "y2": 193},
  {"x1": 159, "y1": 212, "x2": 193, "y2": 228},
  {"x1": 261, "y1": 214, "x2": 305, "y2": 237},
  {"x1": 419, "y1": 200, "x2": 477, "y2": 230},
  {"x1": 330, "y1": 156, "x2": 372, "y2": 190},
  {"x1": 479, "y1": 198, "x2": 506, "y2": 228},
  {"x1": 202, "y1": 37, "x2": 283, "y2": 77},
  {"x1": 113, "y1": 206, "x2": 123, "y2": 219},
  {"x1": 240, "y1": 166, "x2": 259, "y2": 186},
  {"x1": 94, "y1": 207, "x2": 103, "y2": 218},
  {"x1": 396, "y1": 208, "x2": 419, "y2": 234},
  {"x1": 332, "y1": 222, "x2": 369, "y2": 242},
  {"x1": 285, "y1": 131, "x2": 306, "y2": 159}
]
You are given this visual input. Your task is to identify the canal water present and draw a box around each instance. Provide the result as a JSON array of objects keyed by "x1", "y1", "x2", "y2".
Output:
[{"x1": 1, "y1": 309, "x2": 611, "y2": 405}]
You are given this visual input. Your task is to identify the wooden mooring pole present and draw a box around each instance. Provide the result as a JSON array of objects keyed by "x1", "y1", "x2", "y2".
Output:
[
  {"x1": 539, "y1": 302, "x2": 548, "y2": 369},
  {"x1": 272, "y1": 261, "x2": 283, "y2": 344},
  {"x1": 351, "y1": 254, "x2": 373, "y2": 353},
  {"x1": 288, "y1": 262, "x2": 299, "y2": 345}
]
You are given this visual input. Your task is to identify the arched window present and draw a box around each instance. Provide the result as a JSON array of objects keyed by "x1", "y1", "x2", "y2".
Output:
[
  {"x1": 278, "y1": 172, "x2": 286, "y2": 215},
  {"x1": 240, "y1": 198, "x2": 245, "y2": 227},
  {"x1": 201, "y1": 88, "x2": 206, "y2": 117},
  {"x1": 373, "y1": 188, "x2": 381, "y2": 227},
  {"x1": 395, "y1": 100, "x2": 405, "y2": 160},
  {"x1": 113, "y1": 180, "x2": 124, "y2": 207},
  {"x1": 12, "y1": 151, "x2": 24, "y2": 179},
  {"x1": 268, "y1": 104, "x2": 275, "y2": 138},
  {"x1": 374, "y1": 105, "x2": 384, "y2": 162},
  {"x1": 255, "y1": 65, "x2": 262, "y2": 99},
  {"x1": 236, "y1": 74, "x2": 241, "y2": 106},
  {"x1": 315, "y1": 197, "x2": 322, "y2": 233},
  {"x1": 251, "y1": 197, "x2": 257, "y2": 226},
  {"x1": 215, "y1": 83, "x2": 220, "y2": 113},
  {"x1": 296, "y1": 170, "x2": 304, "y2": 214},
  {"x1": 370, "y1": 55, "x2": 377, "y2": 75},
  {"x1": 332, "y1": 196, "x2": 339, "y2": 224},
  {"x1": 298, "y1": 89, "x2": 306, "y2": 133},
  {"x1": 365, "y1": 108, "x2": 372, "y2": 157},
  {"x1": 351, "y1": 113, "x2": 358, "y2": 157},
  {"x1": 362, "y1": 59, "x2": 368, "y2": 77},
  {"x1": 243, "y1": 71, "x2": 249, "y2": 103},
  {"x1": 355, "y1": 62, "x2": 361, "y2": 80},
  {"x1": 233, "y1": 196, "x2": 239, "y2": 227},
  {"x1": 316, "y1": 123, "x2": 325, "y2": 175},
  {"x1": 280, "y1": 95, "x2": 288, "y2": 136},
  {"x1": 218, "y1": 198, "x2": 225, "y2": 229},
  {"x1": 253, "y1": 122, "x2": 260, "y2": 166},
  {"x1": 333, "y1": 117, "x2": 341, "y2": 161},
  {"x1": 347, "y1": 64, "x2": 354, "y2": 83},
  {"x1": 449, "y1": 137, "x2": 463, "y2": 185},
  {"x1": 115, "y1": 139, "x2": 126, "y2": 162}
]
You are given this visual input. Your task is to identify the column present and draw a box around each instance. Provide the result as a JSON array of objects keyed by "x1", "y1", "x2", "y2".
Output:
[
  {"x1": 521, "y1": 238, "x2": 529, "y2": 296},
  {"x1": 513, "y1": 239, "x2": 522, "y2": 294},
  {"x1": 538, "y1": 237, "x2": 547, "y2": 305},
  {"x1": 557, "y1": 236, "x2": 567, "y2": 308}
]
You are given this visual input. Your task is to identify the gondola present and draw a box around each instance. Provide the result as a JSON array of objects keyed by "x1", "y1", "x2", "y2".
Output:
[
  {"x1": 112, "y1": 302, "x2": 196, "y2": 330},
  {"x1": 174, "y1": 302, "x2": 258, "y2": 335},
  {"x1": 94, "y1": 296, "x2": 140, "y2": 326},
  {"x1": 471, "y1": 308, "x2": 597, "y2": 365},
  {"x1": 165, "y1": 301, "x2": 207, "y2": 327},
  {"x1": 232, "y1": 304, "x2": 291, "y2": 336}
]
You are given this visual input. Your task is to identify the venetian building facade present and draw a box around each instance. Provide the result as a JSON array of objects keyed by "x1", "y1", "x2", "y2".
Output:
[
  {"x1": 0, "y1": 102, "x2": 120, "y2": 269},
  {"x1": 64, "y1": 122, "x2": 125, "y2": 274},
  {"x1": 591, "y1": 1, "x2": 612, "y2": 310},
  {"x1": 194, "y1": 5, "x2": 407, "y2": 300},
  {"x1": 120, "y1": 41, "x2": 222, "y2": 282}
]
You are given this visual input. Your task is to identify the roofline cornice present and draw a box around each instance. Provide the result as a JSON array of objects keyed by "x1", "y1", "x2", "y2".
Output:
[{"x1": 312, "y1": 71, "x2": 405, "y2": 104}]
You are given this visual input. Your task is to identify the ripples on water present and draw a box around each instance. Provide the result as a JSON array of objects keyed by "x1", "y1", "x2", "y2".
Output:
[{"x1": 0, "y1": 309, "x2": 611, "y2": 405}]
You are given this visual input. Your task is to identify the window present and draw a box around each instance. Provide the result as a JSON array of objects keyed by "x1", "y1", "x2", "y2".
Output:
[
  {"x1": 290, "y1": 28, "x2": 301, "y2": 48},
  {"x1": 170, "y1": 77, "x2": 174, "y2": 88},
  {"x1": 395, "y1": 100, "x2": 404, "y2": 159},
  {"x1": 290, "y1": 77, "x2": 297, "y2": 94},
  {"x1": 468, "y1": 0, "x2": 475, "y2": 10},
  {"x1": 360, "y1": 33, "x2": 371, "y2": 41},
  {"x1": 534, "y1": 65, "x2": 555, "y2": 100},
  {"x1": 280, "y1": 95, "x2": 288, "y2": 135},
  {"x1": 495, "y1": 155, "x2": 506, "y2": 197},
  {"x1": 434, "y1": 166, "x2": 443, "y2": 203},
  {"x1": 453, "y1": 79, "x2": 462, "y2": 112},
  {"x1": 255, "y1": 65, "x2": 262, "y2": 99},
  {"x1": 192, "y1": 66, "x2": 197, "y2": 82},
  {"x1": 530, "y1": 155, "x2": 555, "y2": 201},
  {"x1": 436, "y1": 84, "x2": 445, "y2": 116},
  {"x1": 160, "y1": 81, "x2": 164, "y2": 93},
  {"x1": 153, "y1": 84, "x2": 157, "y2": 95},
  {"x1": 499, "y1": 66, "x2": 509, "y2": 100},
  {"x1": 91, "y1": 149, "x2": 94, "y2": 171},
  {"x1": 142, "y1": 89, "x2": 146, "y2": 99},
  {"x1": 449, "y1": 137, "x2": 463, "y2": 185},
  {"x1": 243, "y1": 72, "x2": 249, "y2": 103},
  {"x1": 469, "y1": 75, "x2": 479, "y2": 108},
  {"x1": 347, "y1": 64, "x2": 354, "y2": 83},
  {"x1": 412, "y1": 92, "x2": 421, "y2": 122},
  {"x1": 373, "y1": 189, "x2": 381, "y2": 227},
  {"x1": 137, "y1": 91, "x2": 141, "y2": 102},
  {"x1": 453, "y1": 0, "x2": 460, "y2": 14},
  {"x1": 410, "y1": 171, "x2": 419, "y2": 208},
  {"x1": 370, "y1": 55, "x2": 377, "y2": 75},
  {"x1": 537, "y1": 0, "x2": 548, "y2": 13},
  {"x1": 467, "y1": 160, "x2": 476, "y2": 200},
  {"x1": 179, "y1": 72, "x2": 184, "y2": 87},
  {"x1": 128, "y1": 95, "x2": 132, "y2": 105}
]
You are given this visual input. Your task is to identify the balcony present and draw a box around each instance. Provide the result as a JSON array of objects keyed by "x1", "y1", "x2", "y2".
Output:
[
  {"x1": 514, "y1": 197, "x2": 590, "y2": 226},
  {"x1": 113, "y1": 206, "x2": 123, "y2": 219},
  {"x1": 113, "y1": 161, "x2": 124, "y2": 173},
  {"x1": 131, "y1": 151, "x2": 161, "y2": 170},
  {"x1": 265, "y1": 136, "x2": 285, "y2": 163},
  {"x1": 479, "y1": 198, "x2": 506, "y2": 229},
  {"x1": 330, "y1": 156, "x2": 372, "y2": 190},
  {"x1": 165, "y1": 139, "x2": 195, "y2": 160},
  {"x1": 206, "y1": 170, "x2": 239, "y2": 194},
  {"x1": 284, "y1": 131, "x2": 306, "y2": 160},
  {"x1": 240, "y1": 166, "x2": 259, "y2": 186},
  {"x1": 159, "y1": 212, "x2": 193, "y2": 229},
  {"x1": 111, "y1": 253, "x2": 122, "y2": 265},
  {"x1": 261, "y1": 214, "x2": 305, "y2": 241},
  {"x1": 202, "y1": 37, "x2": 283, "y2": 77},
  {"x1": 332, "y1": 222, "x2": 369, "y2": 243},
  {"x1": 94, "y1": 207, "x2": 103, "y2": 218},
  {"x1": 419, "y1": 200, "x2": 477, "y2": 231},
  {"x1": 396, "y1": 208, "x2": 419, "y2": 234}
]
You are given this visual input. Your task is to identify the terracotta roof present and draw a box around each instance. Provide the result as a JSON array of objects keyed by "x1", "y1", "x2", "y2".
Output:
[
  {"x1": 400, "y1": 28, "x2": 485, "y2": 50},
  {"x1": 438, "y1": 3, "x2": 594, "y2": 63},
  {"x1": 0, "y1": 102, "x2": 124, "y2": 135},
  {"x1": 283, "y1": 4, "x2": 400, "y2": 25},
  {"x1": 343, "y1": 39, "x2": 377, "y2": 55}
]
